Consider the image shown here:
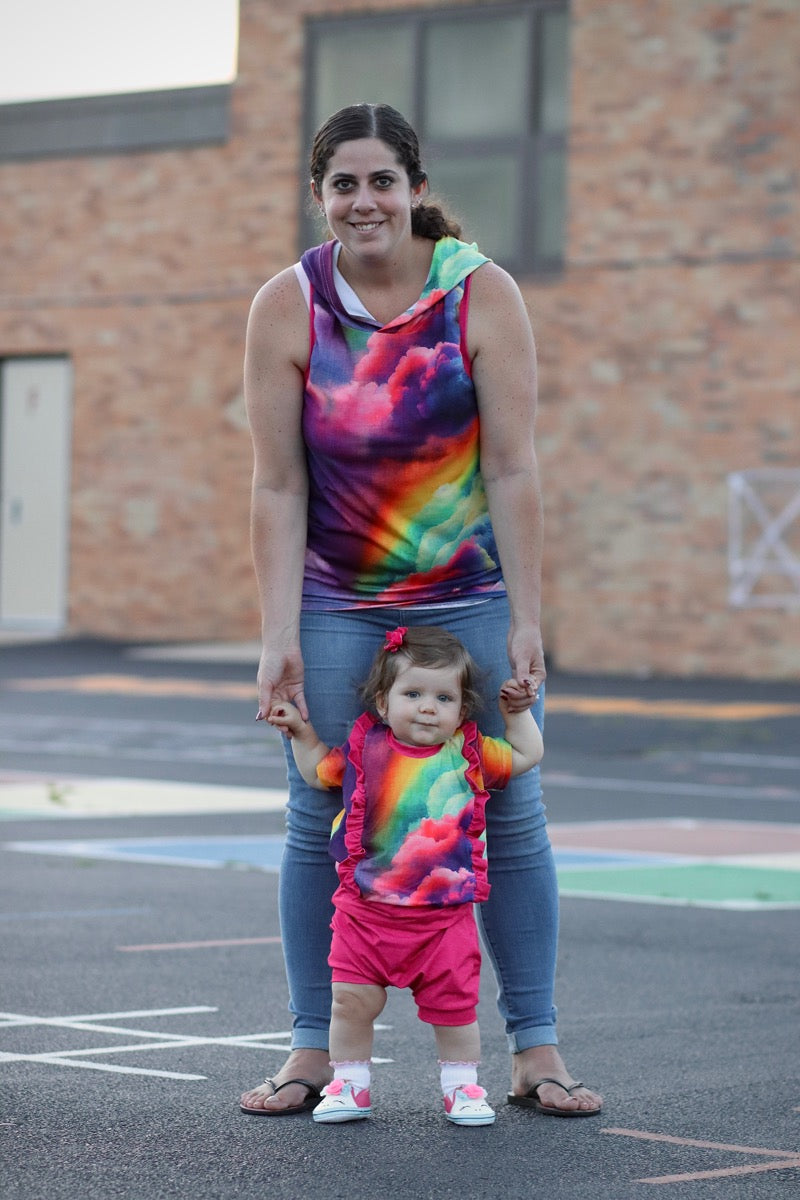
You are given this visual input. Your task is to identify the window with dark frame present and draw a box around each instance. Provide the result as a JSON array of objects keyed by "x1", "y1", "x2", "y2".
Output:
[{"x1": 302, "y1": 1, "x2": 570, "y2": 275}]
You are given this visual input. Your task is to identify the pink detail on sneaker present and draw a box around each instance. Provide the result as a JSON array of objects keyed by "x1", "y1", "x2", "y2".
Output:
[
  {"x1": 313, "y1": 1079, "x2": 372, "y2": 1122},
  {"x1": 443, "y1": 1085, "x2": 495, "y2": 1125},
  {"x1": 443, "y1": 1085, "x2": 486, "y2": 1112},
  {"x1": 323, "y1": 1078, "x2": 370, "y2": 1106}
]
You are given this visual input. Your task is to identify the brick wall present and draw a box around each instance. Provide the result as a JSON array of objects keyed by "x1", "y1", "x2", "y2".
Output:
[
  {"x1": 537, "y1": 0, "x2": 799, "y2": 676},
  {"x1": 0, "y1": 0, "x2": 797, "y2": 677}
]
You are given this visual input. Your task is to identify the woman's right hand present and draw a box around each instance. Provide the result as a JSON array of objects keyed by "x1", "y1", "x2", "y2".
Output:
[{"x1": 256, "y1": 644, "x2": 308, "y2": 723}]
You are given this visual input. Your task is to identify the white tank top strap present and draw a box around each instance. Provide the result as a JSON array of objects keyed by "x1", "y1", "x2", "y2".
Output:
[
  {"x1": 293, "y1": 245, "x2": 379, "y2": 324},
  {"x1": 293, "y1": 260, "x2": 311, "y2": 309}
]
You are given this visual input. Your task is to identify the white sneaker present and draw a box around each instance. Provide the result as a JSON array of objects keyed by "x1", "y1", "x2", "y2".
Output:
[
  {"x1": 443, "y1": 1084, "x2": 496, "y2": 1126},
  {"x1": 313, "y1": 1079, "x2": 372, "y2": 1123}
]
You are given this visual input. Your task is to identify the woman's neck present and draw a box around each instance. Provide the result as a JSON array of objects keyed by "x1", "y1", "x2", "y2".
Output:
[{"x1": 336, "y1": 236, "x2": 435, "y2": 324}]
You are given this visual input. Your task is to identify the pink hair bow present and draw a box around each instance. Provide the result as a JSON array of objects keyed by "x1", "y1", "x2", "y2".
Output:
[{"x1": 383, "y1": 626, "x2": 407, "y2": 653}]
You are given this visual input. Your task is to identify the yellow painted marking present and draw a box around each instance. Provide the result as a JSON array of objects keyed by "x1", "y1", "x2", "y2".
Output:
[
  {"x1": 8, "y1": 675, "x2": 800, "y2": 720},
  {"x1": 10, "y1": 675, "x2": 255, "y2": 700},
  {"x1": 545, "y1": 696, "x2": 800, "y2": 720}
]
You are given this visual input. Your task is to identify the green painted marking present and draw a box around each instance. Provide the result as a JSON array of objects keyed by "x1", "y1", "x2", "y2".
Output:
[{"x1": 557, "y1": 863, "x2": 800, "y2": 908}]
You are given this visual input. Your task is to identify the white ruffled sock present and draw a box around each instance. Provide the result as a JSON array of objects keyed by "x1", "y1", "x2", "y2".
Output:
[
  {"x1": 439, "y1": 1060, "x2": 478, "y2": 1094},
  {"x1": 330, "y1": 1060, "x2": 371, "y2": 1090}
]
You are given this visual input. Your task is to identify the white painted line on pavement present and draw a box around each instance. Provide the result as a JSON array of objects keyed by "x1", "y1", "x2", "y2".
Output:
[
  {"x1": 0, "y1": 1006, "x2": 217, "y2": 1025},
  {"x1": 0, "y1": 1008, "x2": 394, "y2": 1080},
  {"x1": 0, "y1": 1053, "x2": 206, "y2": 1080},
  {"x1": 0, "y1": 777, "x2": 288, "y2": 817}
]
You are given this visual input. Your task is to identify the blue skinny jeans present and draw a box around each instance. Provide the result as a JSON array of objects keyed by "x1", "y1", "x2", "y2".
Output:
[{"x1": 278, "y1": 594, "x2": 559, "y2": 1054}]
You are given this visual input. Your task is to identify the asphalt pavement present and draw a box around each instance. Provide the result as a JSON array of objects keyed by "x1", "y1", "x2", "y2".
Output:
[{"x1": 1, "y1": 637, "x2": 799, "y2": 1199}]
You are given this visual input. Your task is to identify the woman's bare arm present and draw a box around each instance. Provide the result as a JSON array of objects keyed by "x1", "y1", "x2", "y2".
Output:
[
  {"x1": 467, "y1": 262, "x2": 546, "y2": 699},
  {"x1": 244, "y1": 268, "x2": 311, "y2": 719}
]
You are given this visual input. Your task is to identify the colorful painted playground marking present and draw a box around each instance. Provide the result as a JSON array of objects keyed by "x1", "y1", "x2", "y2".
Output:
[
  {"x1": 550, "y1": 818, "x2": 800, "y2": 909},
  {"x1": 6, "y1": 819, "x2": 800, "y2": 911}
]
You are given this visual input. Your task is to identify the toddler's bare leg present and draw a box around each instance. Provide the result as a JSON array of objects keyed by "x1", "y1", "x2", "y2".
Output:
[
  {"x1": 433, "y1": 1020, "x2": 481, "y2": 1065},
  {"x1": 329, "y1": 982, "x2": 386, "y2": 1063}
]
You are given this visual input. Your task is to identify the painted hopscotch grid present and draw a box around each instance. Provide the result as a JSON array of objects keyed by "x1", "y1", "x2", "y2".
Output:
[
  {"x1": 2, "y1": 1008, "x2": 797, "y2": 1186},
  {"x1": 0, "y1": 1006, "x2": 393, "y2": 1080}
]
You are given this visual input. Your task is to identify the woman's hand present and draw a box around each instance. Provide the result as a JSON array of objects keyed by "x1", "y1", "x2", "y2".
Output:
[
  {"x1": 507, "y1": 622, "x2": 546, "y2": 709},
  {"x1": 256, "y1": 645, "x2": 308, "y2": 723}
]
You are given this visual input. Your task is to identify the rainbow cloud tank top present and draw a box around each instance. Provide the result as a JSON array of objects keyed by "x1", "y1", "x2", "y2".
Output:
[{"x1": 300, "y1": 237, "x2": 505, "y2": 610}]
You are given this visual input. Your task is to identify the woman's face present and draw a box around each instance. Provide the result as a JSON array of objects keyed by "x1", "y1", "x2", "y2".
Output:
[{"x1": 314, "y1": 137, "x2": 424, "y2": 262}]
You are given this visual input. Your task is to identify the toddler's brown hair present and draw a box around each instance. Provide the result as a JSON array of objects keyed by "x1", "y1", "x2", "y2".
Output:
[{"x1": 360, "y1": 625, "x2": 483, "y2": 720}]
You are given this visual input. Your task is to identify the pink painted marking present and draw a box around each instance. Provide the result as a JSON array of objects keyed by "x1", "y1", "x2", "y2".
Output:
[
  {"x1": 639, "y1": 1158, "x2": 800, "y2": 1185},
  {"x1": 601, "y1": 1127, "x2": 800, "y2": 1186},
  {"x1": 601, "y1": 1127, "x2": 798, "y2": 1157},
  {"x1": 117, "y1": 936, "x2": 282, "y2": 952},
  {"x1": 550, "y1": 819, "x2": 800, "y2": 857}
]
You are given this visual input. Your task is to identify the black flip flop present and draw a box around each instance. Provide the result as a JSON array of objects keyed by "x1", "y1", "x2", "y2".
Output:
[
  {"x1": 506, "y1": 1077, "x2": 601, "y2": 1117},
  {"x1": 240, "y1": 1077, "x2": 322, "y2": 1116}
]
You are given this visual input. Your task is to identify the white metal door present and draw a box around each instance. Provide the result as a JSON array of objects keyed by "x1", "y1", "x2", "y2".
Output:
[{"x1": 0, "y1": 357, "x2": 72, "y2": 629}]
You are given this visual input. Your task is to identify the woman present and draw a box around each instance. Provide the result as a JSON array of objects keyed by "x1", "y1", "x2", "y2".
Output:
[{"x1": 239, "y1": 102, "x2": 601, "y2": 1118}]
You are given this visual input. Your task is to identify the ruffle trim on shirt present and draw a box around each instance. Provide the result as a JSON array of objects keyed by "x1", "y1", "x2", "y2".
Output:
[
  {"x1": 460, "y1": 721, "x2": 491, "y2": 904},
  {"x1": 334, "y1": 711, "x2": 376, "y2": 896}
]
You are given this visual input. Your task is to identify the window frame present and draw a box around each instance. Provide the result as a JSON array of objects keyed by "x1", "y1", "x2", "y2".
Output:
[{"x1": 302, "y1": 0, "x2": 570, "y2": 276}]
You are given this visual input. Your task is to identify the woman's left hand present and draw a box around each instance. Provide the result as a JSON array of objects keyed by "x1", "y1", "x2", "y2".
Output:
[{"x1": 507, "y1": 623, "x2": 546, "y2": 708}]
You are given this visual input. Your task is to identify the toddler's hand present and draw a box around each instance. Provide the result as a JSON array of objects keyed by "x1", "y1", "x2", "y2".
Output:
[
  {"x1": 499, "y1": 678, "x2": 535, "y2": 713},
  {"x1": 267, "y1": 700, "x2": 301, "y2": 737}
]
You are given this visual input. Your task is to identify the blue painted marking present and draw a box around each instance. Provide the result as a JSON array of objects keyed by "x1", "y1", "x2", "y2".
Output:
[
  {"x1": 5, "y1": 836, "x2": 679, "y2": 873},
  {"x1": 554, "y1": 849, "x2": 684, "y2": 869},
  {"x1": 6, "y1": 835, "x2": 286, "y2": 871},
  {"x1": 0, "y1": 907, "x2": 152, "y2": 922}
]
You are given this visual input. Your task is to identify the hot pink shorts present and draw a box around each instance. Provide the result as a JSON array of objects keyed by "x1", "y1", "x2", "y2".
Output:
[{"x1": 328, "y1": 901, "x2": 481, "y2": 1026}]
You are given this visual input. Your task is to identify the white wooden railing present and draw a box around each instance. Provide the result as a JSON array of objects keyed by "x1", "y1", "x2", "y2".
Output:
[{"x1": 728, "y1": 469, "x2": 800, "y2": 608}]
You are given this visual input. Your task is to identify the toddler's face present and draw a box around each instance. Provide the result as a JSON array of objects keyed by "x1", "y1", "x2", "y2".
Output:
[{"x1": 377, "y1": 660, "x2": 465, "y2": 748}]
